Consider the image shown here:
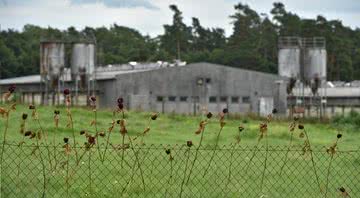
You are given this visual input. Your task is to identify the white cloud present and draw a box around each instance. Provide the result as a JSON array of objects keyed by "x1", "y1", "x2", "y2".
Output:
[
  {"x1": 0, "y1": 0, "x2": 359, "y2": 37},
  {"x1": 70, "y1": 0, "x2": 159, "y2": 10}
]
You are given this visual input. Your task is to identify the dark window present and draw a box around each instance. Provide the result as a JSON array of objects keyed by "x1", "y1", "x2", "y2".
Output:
[
  {"x1": 231, "y1": 97, "x2": 239, "y2": 103},
  {"x1": 168, "y1": 96, "x2": 176, "y2": 102},
  {"x1": 180, "y1": 96, "x2": 188, "y2": 102},
  {"x1": 192, "y1": 96, "x2": 200, "y2": 102},
  {"x1": 206, "y1": 78, "x2": 211, "y2": 84},
  {"x1": 242, "y1": 96, "x2": 250, "y2": 103},
  {"x1": 220, "y1": 96, "x2": 227, "y2": 102},
  {"x1": 209, "y1": 96, "x2": 217, "y2": 103},
  {"x1": 157, "y1": 96, "x2": 163, "y2": 102}
]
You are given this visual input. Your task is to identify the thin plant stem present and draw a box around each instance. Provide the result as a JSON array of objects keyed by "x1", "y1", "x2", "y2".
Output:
[
  {"x1": 65, "y1": 153, "x2": 70, "y2": 198},
  {"x1": 67, "y1": 108, "x2": 78, "y2": 163},
  {"x1": 101, "y1": 112, "x2": 116, "y2": 162},
  {"x1": 225, "y1": 143, "x2": 238, "y2": 195},
  {"x1": 203, "y1": 125, "x2": 224, "y2": 177},
  {"x1": 127, "y1": 135, "x2": 146, "y2": 190},
  {"x1": 244, "y1": 141, "x2": 260, "y2": 173},
  {"x1": 121, "y1": 110, "x2": 125, "y2": 168},
  {"x1": 16, "y1": 139, "x2": 24, "y2": 195},
  {"x1": 121, "y1": 145, "x2": 151, "y2": 195},
  {"x1": 93, "y1": 109, "x2": 102, "y2": 160},
  {"x1": 36, "y1": 118, "x2": 53, "y2": 170},
  {"x1": 304, "y1": 129, "x2": 322, "y2": 195},
  {"x1": 88, "y1": 147, "x2": 92, "y2": 197},
  {"x1": 324, "y1": 138, "x2": 339, "y2": 198},
  {"x1": 0, "y1": 109, "x2": 10, "y2": 195},
  {"x1": 185, "y1": 122, "x2": 207, "y2": 185},
  {"x1": 259, "y1": 133, "x2": 268, "y2": 195},
  {"x1": 35, "y1": 134, "x2": 47, "y2": 198},
  {"x1": 165, "y1": 157, "x2": 173, "y2": 197},
  {"x1": 179, "y1": 148, "x2": 191, "y2": 198},
  {"x1": 121, "y1": 134, "x2": 125, "y2": 168},
  {"x1": 53, "y1": 127, "x2": 58, "y2": 170},
  {"x1": 279, "y1": 132, "x2": 294, "y2": 176}
]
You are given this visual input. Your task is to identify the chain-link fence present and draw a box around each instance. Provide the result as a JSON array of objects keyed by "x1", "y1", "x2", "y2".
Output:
[{"x1": 0, "y1": 142, "x2": 358, "y2": 198}]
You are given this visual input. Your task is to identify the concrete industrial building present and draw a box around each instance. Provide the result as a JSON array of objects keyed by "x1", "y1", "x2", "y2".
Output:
[
  {"x1": 3, "y1": 37, "x2": 359, "y2": 117},
  {"x1": 0, "y1": 62, "x2": 287, "y2": 116}
]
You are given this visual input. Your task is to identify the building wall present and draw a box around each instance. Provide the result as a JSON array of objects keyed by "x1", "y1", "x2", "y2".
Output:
[
  {"x1": 0, "y1": 62, "x2": 287, "y2": 115},
  {"x1": 113, "y1": 62, "x2": 285, "y2": 115}
]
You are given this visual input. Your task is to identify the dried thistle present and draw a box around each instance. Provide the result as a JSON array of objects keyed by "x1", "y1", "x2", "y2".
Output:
[
  {"x1": 186, "y1": 140, "x2": 193, "y2": 147},
  {"x1": 258, "y1": 123, "x2": 268, "y2": 142},
  {"x1": 20, "y1": 113, "x2": 28, "y2": 134},
  {"x1": 195, "y1": 120, "x2": 207, "y2": 134},
  {"x1": 339, "y1": 187, "x2": 350, "y2": 197},
  {"x1": 54, "y1": 110, "x2": 60, "y2": 128},
  {"x1": 99, "y1": 132, "x2": 105, "y2": 137},
  {"x1": 4, "y1": 84, "x2": 16, "y2": 101},
  {"x1": 29, "y1": 105, "x2": 38, "y2": 120},
  {"x1": 24, "y1": 131, "x2": 32, "y2": 137},
  {"x1": 0, "y1": 107, "x2": 7, "y2": 117},
  {"x1": 151, "y1": 113, "x2": 158, "y2": 120}
]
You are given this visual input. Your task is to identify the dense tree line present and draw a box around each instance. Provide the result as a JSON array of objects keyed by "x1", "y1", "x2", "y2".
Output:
[{"x1": 0, "y1": 2, "x2": 359, "y2": 81}]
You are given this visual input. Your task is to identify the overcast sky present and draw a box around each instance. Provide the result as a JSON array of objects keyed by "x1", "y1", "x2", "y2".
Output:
[{"x1": 0, "y1": 0, "x2": 359, "y2": 37}]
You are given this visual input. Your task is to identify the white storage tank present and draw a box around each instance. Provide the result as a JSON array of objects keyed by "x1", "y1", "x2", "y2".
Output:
[
  {"x1": 40, "y1": 42, "x2": 65, "y2": 79},
  {"x1": 304, "y1": 48, "x2": 327, "y2": 80},
  {"x1": 71, "y1": 43, "x2": 95, "y2": 78},
  {"x1": 278, "y1": 47, "x2": 301, "y2": 78}
]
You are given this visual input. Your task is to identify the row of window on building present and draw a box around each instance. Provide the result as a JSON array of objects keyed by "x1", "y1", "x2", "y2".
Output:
[{"x1": 156, "y1": 96, "x2": 250, "y2": 103}]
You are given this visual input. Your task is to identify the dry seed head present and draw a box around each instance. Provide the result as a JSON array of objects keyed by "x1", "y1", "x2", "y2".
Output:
[
  {"x1": 298, "y1": 124, "x2": 304, "y2": 130},
  {"x1": 22, "y1": 113, "x2": 28, "y2": 120},
  {"x1": 238, "y1": 125, "x2": 244, "y2": 132},
  {"x1": 8, "y1": 84, "x2": 16, "y2": 93},
  {"x1": 151, "y1": 113, "x2": 158, "y2": 120},
  {"x1": 88, "y1": 136, "x2": 96, "y2": 144},
  {"x1": 30, "y1": 132, "x2": 36, "y2": 139},
  {"x1": 165, "y1": 149, "x2": 171, "y2": 155},
  {"x1": 63, "y1": 89, "x2": 70, "y2": 96},
  {"x1": 89, "y1": 96, "x2": 96, "y2": 102},
  {"x1": 187, "y1": 140, "x2": 193, "y2": 147},
  {"x1": 24, "y1": 131, "x2": 32, "y2": 136}
]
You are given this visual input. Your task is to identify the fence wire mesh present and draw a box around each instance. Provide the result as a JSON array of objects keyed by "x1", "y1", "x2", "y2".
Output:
[{"x1": 0, "y1": 142, "x2": 359, "y2": 198}]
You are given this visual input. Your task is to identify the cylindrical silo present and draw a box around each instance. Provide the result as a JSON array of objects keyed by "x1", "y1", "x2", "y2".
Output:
[
  {"x1": 278, "y1": 47, "x2": 301, "y2": 78},
  {"x1": 304, "y1": 48, "x2": 327, "y2": 80},
  {"x1": 40, "y1": 42, "x2": 65, "y2": 80},
  {"x1": 71, "y1": 43, "x2": 95, "y2": 78}
]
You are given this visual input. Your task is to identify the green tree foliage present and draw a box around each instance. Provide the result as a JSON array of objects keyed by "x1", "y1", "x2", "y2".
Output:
[{"x1": 0, "y1": 2, "x2": 359, "y2": 81}]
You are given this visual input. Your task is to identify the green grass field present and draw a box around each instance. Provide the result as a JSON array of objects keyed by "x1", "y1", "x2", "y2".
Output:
[
  {"x1": 0, "y1": 104, "x2": 359, "y2": 197},
  {"x1": 0, "y1": 104, "x2": 358, "y2": 149}
]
